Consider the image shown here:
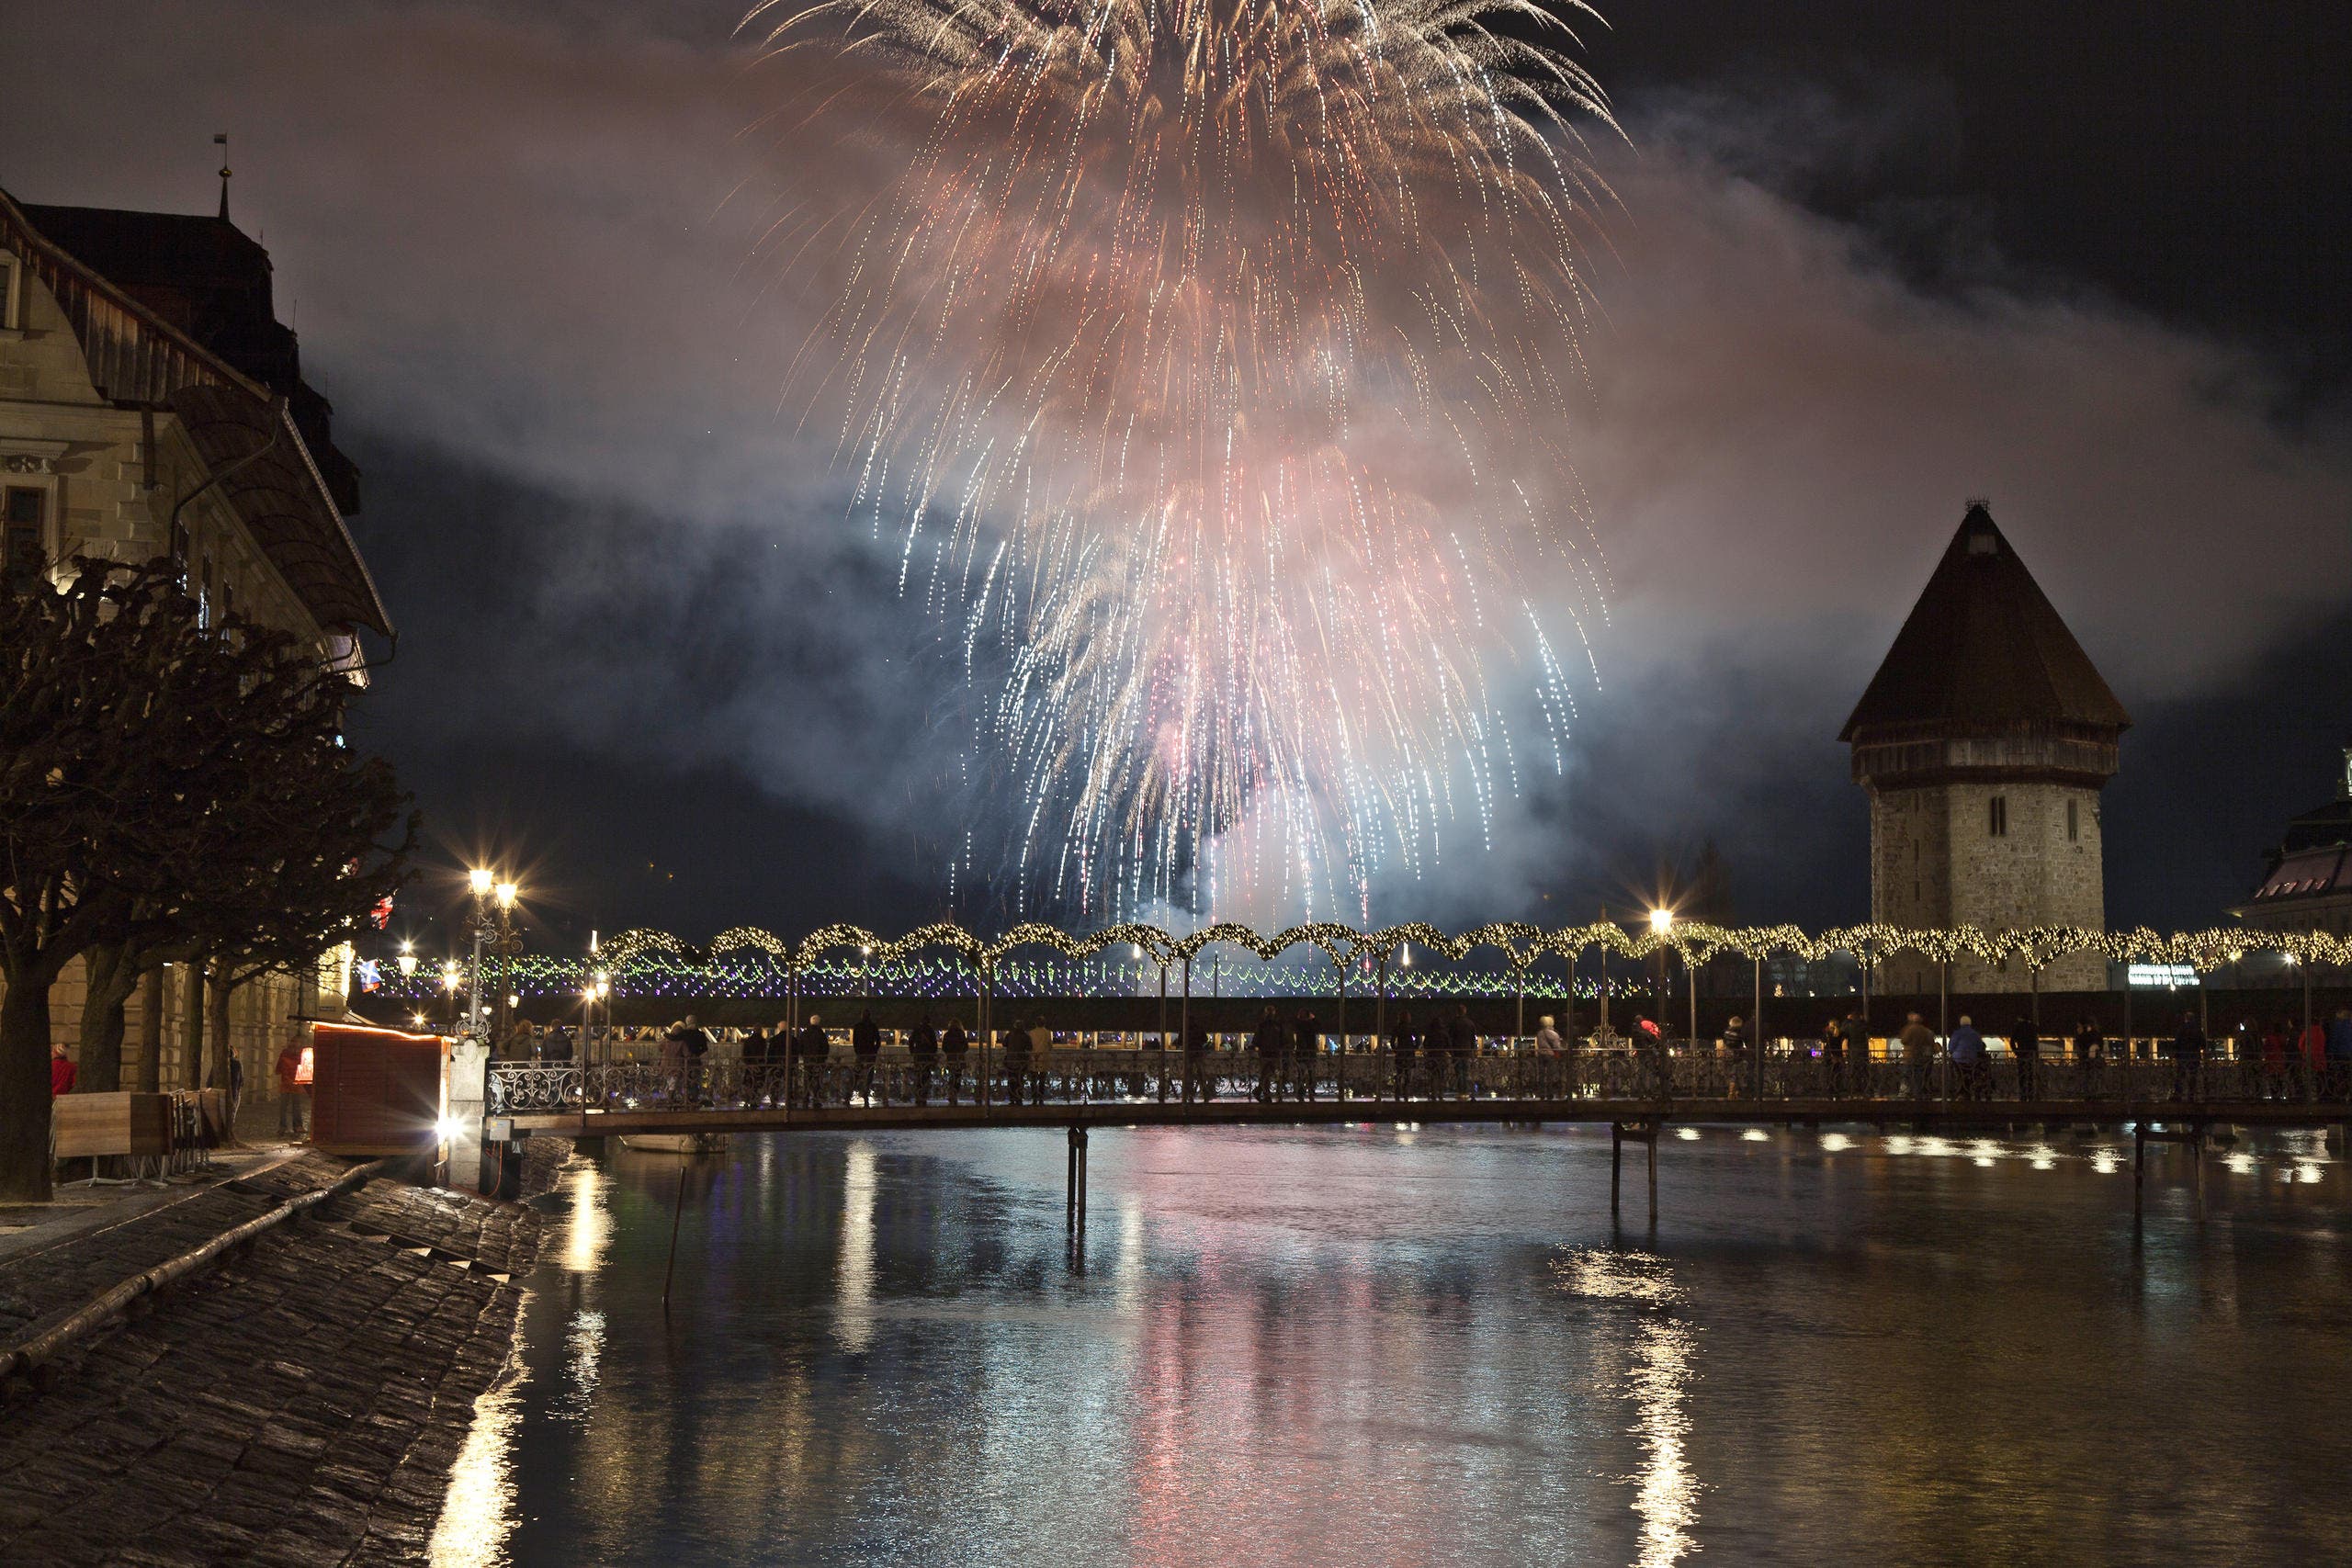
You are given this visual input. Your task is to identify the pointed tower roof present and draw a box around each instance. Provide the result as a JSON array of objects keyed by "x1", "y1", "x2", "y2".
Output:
[{"x1": 1840, "y1": 503, "x2": 2130, "y2": 743}]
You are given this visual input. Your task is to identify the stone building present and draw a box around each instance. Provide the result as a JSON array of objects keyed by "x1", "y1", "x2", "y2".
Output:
[
  {"x1": 0, "y1": 183, "x2": 390, "y2": 1092},
  {"x1": 2230, "y1": 740, "x2": 2352, "y2": 936},
  {"x1": 1841, "y1": 503, "x2": 2130, "y2": 992}
]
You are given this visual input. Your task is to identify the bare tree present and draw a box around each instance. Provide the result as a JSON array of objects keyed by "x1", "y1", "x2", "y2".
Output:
[{"x1": 0, "y1": 560, "x2": 410, "y2": 1199}]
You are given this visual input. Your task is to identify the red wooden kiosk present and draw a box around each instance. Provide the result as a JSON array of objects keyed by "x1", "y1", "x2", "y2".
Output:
[{"x1": 308, "y1": 1022, "x2": 447, "y2": 1159}]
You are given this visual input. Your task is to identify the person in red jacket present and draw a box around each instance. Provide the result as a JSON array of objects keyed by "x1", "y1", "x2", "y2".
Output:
[
  {"x1": 277, "y1": 1039, "x2": 311, "y2": 1138},
  {"x1": 2298, "y1": 1018, "x2": 2328, "y2": 1100},
  {"x1": 50, "y1": 1041, "x2": 75, "y2": 1098}
]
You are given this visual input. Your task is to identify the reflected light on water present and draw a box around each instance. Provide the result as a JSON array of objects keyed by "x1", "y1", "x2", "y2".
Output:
[
  {"x1": 428, "y1": 1346, "x2": 525, "y2": 1568},
  {"x1": 2029, "y1": 1145, "x2": 2059, "y2": 1171},
  {"x1": 1676, "y1": 1127, "x2": 1702, "y2": 1141},
  {"x1": 835, "y1": 1140, "x2": 877, "y2": 1352},
  {"x1": 552, "y1": 1308, "x2": 603, "y2": 1427},
  {"x1": 561, "y1": 1164, "x2": 609, "y2": 1274},
  {"x1": 1740, "y1": 1129, "x2": 1769, "y2": 1143},
  {"x1": 1818, "y1": 1133, "x2": 1852, "y2": 1153},
  {"x1": 1555, "y1": 1250, "x2": 1701, "y2": 1563},
  {"x1": 1629, "y1": 1319, "x2": 1701, "y2": 1568}
]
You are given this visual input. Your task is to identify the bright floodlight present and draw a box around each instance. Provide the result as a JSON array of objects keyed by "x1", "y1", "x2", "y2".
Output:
[
  {"x1": 494, "y1": 880, "x2": 518, "y2": 909},
  {"x1": 1649, "y1": 907, "x2": 1674, "y2": 934},
  {"x1": 468, "y1": 866, "x2": 493, "y2": 895},
  {"x1": 397, "y1": 952, "x2": 418, "y2": 977}
]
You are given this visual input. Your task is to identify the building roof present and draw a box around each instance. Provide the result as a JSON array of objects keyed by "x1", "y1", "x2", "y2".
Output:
[
  {"x1": 2245, "y1": 846, "x2": 2351, "y2": 907},
  {"x1": 2, "y1": 188, "x2": 388, "y2": 637},
  {"x1": 1840, "y1": 503, "x2": 2131, "y2": 743},
  {"x1": 19, "y1": 201, "x2": 360, "y2": 513}
]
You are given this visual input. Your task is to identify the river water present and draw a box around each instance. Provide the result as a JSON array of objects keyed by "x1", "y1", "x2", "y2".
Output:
[{"x1": 429, "y1": 1122, "x2": 2351, "y2": 1567}]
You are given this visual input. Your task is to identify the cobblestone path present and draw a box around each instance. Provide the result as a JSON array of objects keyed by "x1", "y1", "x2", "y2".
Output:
[{"x1": 0, "y1": 1153, "x2": 545, "y2": 1566}]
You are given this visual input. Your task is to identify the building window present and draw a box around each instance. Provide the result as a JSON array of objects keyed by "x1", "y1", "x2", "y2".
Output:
[
  {"x1": 1988, "y1": 795, "x2": 2008, "y2": 838},
  {"x1": 3, "y1": 486, "x2": 43, "y2": 593},
  {"x1": 2067, "y1": 798, "x2": 2079, "y2": 842}
]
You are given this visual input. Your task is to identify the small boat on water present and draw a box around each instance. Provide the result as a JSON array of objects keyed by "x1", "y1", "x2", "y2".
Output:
[{"x1": 620, "y1": 1133, "x2": 732, "y2": 1156}]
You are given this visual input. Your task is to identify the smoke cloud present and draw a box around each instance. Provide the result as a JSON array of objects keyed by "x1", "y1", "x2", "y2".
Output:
[{"x1": 5, "y1": 1, "x2": 2345, "y2": 929}]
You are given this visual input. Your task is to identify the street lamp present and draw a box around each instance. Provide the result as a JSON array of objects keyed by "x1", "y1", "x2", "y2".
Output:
[
  {"x1": 396, "y1": 944, "x2": 418, "y2": 980},
  {"x1": 1649, "y1": 908, "x2": 1674, "y2": 1039},
  {"x1": 463, "y1": 868, "x2": 524, "y2": 1054}
]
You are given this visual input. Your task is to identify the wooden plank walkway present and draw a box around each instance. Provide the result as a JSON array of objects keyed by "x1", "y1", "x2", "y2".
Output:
[{"x1": 510, "y1": 1096, "x2": 2352, "y2": 1137}]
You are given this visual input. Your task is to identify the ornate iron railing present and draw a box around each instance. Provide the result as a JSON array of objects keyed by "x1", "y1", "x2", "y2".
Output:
[{"x1": 488, "y1": 1043, "x2": 2324, "y2": 1118}]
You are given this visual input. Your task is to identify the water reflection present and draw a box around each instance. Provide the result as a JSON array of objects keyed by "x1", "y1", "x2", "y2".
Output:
[
  {"x1": 1555, "y1": 1249, "x2": 1700, "y2": 1565},
  {"x1": 428, "y1": 1344, "x2": 525, "y2": 1568},
  {"x1": 560, "y1": 1163, "x2": 609, "y2": 1274},
  {"x1": 833, "y1": 1140, "x2": 876, "y2": 1352},
  {"x1": 468, "y1": 1124, "x2": 2351, "y2": 1567}
]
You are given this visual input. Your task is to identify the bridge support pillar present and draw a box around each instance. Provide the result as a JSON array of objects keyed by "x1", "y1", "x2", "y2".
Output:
[
  {"x1": 1067, "y1": 1124, "x2": 1090, "y2": 1262},
  {"x1": 1611, "y1": 1121, "x2": 1659, "y2": 1225}
]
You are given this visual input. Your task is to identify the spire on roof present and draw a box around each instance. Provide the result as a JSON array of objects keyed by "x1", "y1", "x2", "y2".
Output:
[
  {"x1": 1840, "y1": 502, "x2": 2131, "y2": 743},
  {"x1": 213, "y1": 132, "x2": 230, "y2": 221}
]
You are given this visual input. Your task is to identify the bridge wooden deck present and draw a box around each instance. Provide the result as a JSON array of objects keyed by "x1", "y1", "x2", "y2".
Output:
[{"x1": 509, "y1": 1097, "x2": 2351, "y2": 1137}]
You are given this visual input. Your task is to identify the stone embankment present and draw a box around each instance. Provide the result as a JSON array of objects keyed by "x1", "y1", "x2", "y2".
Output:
[{"x1": 0, "y1": 1147, "x2": 558, "y2": 1566}]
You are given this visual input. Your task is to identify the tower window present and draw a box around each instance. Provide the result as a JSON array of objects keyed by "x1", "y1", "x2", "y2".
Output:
[
  {"x1": 1988, "y1": 795, "x2": 2008, "y2": 837},
  {"x1": 2067, "y1": 799, "x2": 2079, "y2": 842}
]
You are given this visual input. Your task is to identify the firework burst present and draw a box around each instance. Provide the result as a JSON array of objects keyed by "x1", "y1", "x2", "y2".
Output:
[{"x1": 744, "y1": 0, "x2": 1616, "y2": 921}]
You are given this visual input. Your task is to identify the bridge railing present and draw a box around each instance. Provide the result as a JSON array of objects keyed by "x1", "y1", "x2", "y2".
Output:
[{"x1": 488, "y1": 1045, "x2": 2333, "y2": 1117}]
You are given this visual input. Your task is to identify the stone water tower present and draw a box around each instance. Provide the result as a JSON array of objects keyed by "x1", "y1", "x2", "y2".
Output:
[{"x1": 1841, "y1": 502, "x2": 2130, "y2": 993}]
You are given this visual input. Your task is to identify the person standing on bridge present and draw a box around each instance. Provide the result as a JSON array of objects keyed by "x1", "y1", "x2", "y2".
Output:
[
  {"x1": 1446, "y1": 1003, "x2": 1478, "y2": 1100},
  {"x1": 794, "y1": 1016, "x2": 829, "y2": 1108},
  {"x1": 2256, "y1": 1017, "x2": 2289, "y2": 1100},
  {"x1": 1722, "y1": 1016, "x2": 1749, "y2": 1097},
  {"x1": 2010, "y1": 1019, "x2": 2041, "y2": 1100},
  {"x1": 1182, "y1": 1016, "x2": 1211, "y2": 1103},
  {"x1": 940, "y1": 1017, "x2": 968, "y2": 1104},
  {"x1": 1252, "y1": 1005, "x2": 1284, "y2": 1103},
  {"x1": 1945, "y1": 1017, "x2": 1985, "y2": 1100},
  {"x1": 853, "y1": 1008, "x2": 884, "y2": 1108},
  {"x1": 659, "y1": 1021, "x2": 689, "y2": 1103},
  {"x1": 1000, "y1": 1017, "x2": 1032, "y2": 1106},
  {"x1": 1294, "y1": 1007, "x2": 1322, "y2": 1102},
  {"x1": 1898, "y1": 1013, "x2": 1936, "y2": 1100},
  {"x1": 1534, "y1": 1014, "x2": 1566, "y2": 1099},
  {"x1": 1386, "y1": 1008, "x2": 1418, "y2": 1100},
  {"x1": 2166, "y1": 1011, "x2": 2206, "y2": 1102},
  {"x1": 2297, "y1": 1013, "x2": 2327, "y2": 1100},
  {"x1": 1844, "y1": 1010, "x2": 1871, "y2": 1095},
  {"x1": 908, "y1": 1013, "x2": 939, "y2": 1106},
  {"x1": 2074, "y1": 1018, "x2": 2107, "y2": 1098}
]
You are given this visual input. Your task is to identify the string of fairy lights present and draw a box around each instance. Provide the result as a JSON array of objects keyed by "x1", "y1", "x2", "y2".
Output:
[{"x1": 372, "y1": 919, "x2": 2348, "y2": 1006}]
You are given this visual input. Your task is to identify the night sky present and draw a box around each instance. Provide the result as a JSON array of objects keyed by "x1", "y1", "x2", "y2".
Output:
[{"x1": 6, "y1": 1, "x2": 2348, "y2": 953}]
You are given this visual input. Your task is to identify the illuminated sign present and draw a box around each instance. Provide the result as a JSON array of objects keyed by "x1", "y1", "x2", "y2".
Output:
[{"x1": 2127, "y1": 964, "x2": 2198, "y2": 988}]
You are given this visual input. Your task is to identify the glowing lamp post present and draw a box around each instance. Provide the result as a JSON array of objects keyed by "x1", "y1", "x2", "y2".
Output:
[{"x1": 1648, "y1": 908, "x2": 1674, "y2": 1041}]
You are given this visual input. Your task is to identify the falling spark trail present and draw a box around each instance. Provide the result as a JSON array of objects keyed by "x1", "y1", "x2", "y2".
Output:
[{"x1": 745, "y1": 0, "x2": 1617, "y2": 921}]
